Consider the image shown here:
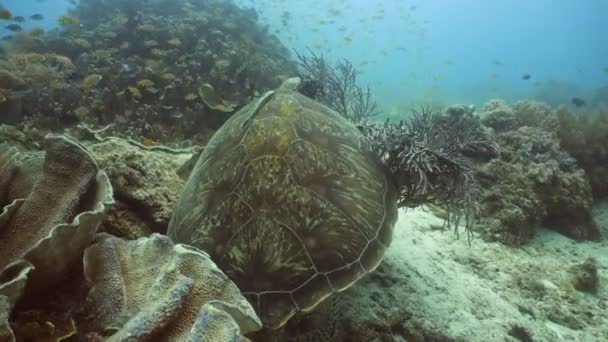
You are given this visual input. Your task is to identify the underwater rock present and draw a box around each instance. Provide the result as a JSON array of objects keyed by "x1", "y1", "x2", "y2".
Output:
[
  {"x1": 80, "y1": 233, "x2": 262, "y2": 340},
  {"x1": 480, "y1": 99, "x2": 517, "y2": 132},
  {"x1": 88, "y1": 138, "x2": 189, "y2": 236},
  {"x1": 556, "y1": 105, "x2": 608, "y2": 199},
  {"x1": 535, "y1": 162, "x2": 601, "y2": 240},
  {"x1": 511, "y1": 100, "x2": 560, "y2": 134},
  {"x1": 476, "y1": 101, "x2": 601, "y2": 244},
  {"x1": 481, "y1": 100, "x2": 559, "y2": 135},
  {"x1": 0, "y1": 135, "x2": 113, "y2": 337},
  {"x1": 569, "y1": 258, "x2": 600, "y2": 294},
  {"x1": 476, "y1": 158, "x2": 545, "y2": 244}
]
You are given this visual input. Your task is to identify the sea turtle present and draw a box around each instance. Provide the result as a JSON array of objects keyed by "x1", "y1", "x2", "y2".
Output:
[{"x1": 168, "y1": 78, "x2": 398, "y2": 329}]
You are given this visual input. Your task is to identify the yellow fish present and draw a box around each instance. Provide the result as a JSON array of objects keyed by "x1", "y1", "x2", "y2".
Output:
[{"x1": 58, "y1": 15, "x2": 80, "y2": 26}]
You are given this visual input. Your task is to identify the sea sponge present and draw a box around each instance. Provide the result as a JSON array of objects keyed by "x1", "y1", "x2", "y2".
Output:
[
  {"x1": 80, "y1": 233, "x2": 262, "y2": 340},
  {"x1": 0, "y1": 135, "x2": 113, "y2": 336}
]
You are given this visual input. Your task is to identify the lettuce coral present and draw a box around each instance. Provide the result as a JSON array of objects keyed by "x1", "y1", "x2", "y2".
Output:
[{"x1": 0, "y1": 135, "x2": 113, "y2": 339}]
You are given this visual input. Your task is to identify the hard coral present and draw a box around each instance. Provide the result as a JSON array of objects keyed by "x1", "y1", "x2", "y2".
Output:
[
  {"x1": 87, "y1": 138, "x2": 189, "y2": 236},
  {"x1": 476, "y1": 101, "x2": 601, "y2": 244},
  {"x1": 556, "y1": 105, "x2": 608, "y2": 199},
  {"x1": 476, "y1": 158, "x2": 544, "y2": 244},
  {"x1": 0, "y1": 135, "x2": 113, "y2": 338},
  {"x1": 80, "y1": 233, "x2": 262, "y2": 340},
  {"x1": 481, "y1": 99, "x2": 559, "y2": 135},
  {"x1": 480, "y1": 99, "x2": 517, "y2": 132}
]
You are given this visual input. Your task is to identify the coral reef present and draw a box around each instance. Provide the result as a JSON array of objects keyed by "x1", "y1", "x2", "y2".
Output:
[
  {"x1": 0, "y1": 0, "x2": 296, "y2": 144},
  {"x1": 476, "y1": 100, "x2": 601, "y2": 244},
  {"x1": 79, "y1": 233, "x2": 261, "y2": 340},
  {"x1": 0, "y1": 124, "x2": 45, "y2": 150},
  {"x1": 480, "y1": 99, "x2": 559, "y2": 134},
  {"x1": 0, "y1": 132, "x2": 262, "y2": 341},
  {"x1": 0, "y1": 53, "x2": 77, "y2": 126},
  {"x1": 0, "y1": 121, "x2": 603, "y2": 340},
  {"x1": 0, "y1": 135, "x2": 113, "y2": 339},
  {"x1": 85, "y1": 138, "x2": 190, "y2": 237},
  {"x1": 556, "y1": 105, "x2": 608, "y2": 199}
]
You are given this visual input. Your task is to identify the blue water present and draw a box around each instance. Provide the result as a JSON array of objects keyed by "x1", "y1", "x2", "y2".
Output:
[
  {"x1": 3, "y1": 0, "x2": 607, "y2": 112},
  {"x1": 240, "y1": 0, "x2": 608, "y2": 111},
  {"x1": 1, "y1": 0, "x2": 74, "y2": 31}
]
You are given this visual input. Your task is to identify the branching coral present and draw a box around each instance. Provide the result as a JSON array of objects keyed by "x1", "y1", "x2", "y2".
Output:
[
  {"x1": 359, "y1": 106, "x2": 496, "y2": 240},
  {"x1": 295, "y1": 49, "x2": 379, "y2": 124}
]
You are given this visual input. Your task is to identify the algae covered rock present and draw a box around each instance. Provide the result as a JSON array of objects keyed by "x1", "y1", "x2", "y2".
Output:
[
  {"x1": 480, "y1": 99, "x2": 517, "y2": 132},
  {"x1": 475, "y1": 101, "x2": 601, "y2": 244},
  {"x1": 569, "y1": 258, "x2": 600, "y2": 294},
  {"x1": 556, "y1": 105, "x2": 608, "y2": 199},
  {"x1": 80, "y1": 233, "x2": 262, "y2": 340},
  {"x1": 87, "y1": 138, "x2": 190, "y2": 237}
]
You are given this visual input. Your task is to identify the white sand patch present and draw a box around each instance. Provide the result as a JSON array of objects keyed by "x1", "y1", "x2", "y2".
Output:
[{"x1": 340, "y1": 206, "x2": 608, "y2": 341}]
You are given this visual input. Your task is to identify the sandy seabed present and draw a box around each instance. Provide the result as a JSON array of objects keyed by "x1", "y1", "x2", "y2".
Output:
[{"x1": 336, "y1": 204, "x2": 608, "y2": 342}]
